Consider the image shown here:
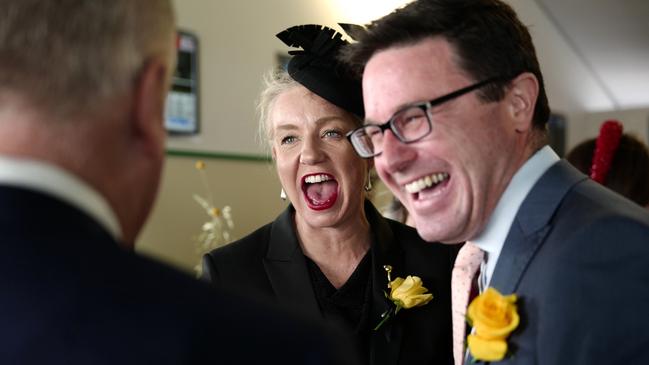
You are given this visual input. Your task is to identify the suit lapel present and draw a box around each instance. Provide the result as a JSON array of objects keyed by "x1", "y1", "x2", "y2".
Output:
[
  {"x1": 490, "y1": 161, "x2": 588, "y2": 294},
  {"x1": 366, "y1": 201, "x2": 405, "y2": 365},
  {"x1": 466, "y1": 161, "x2": 587, "y2": 365},
  {"x1": 489, "y1": 221, "x2": 548, "y2": 295},
  {"x1": 262, "y1": 206, "x2": 321, "y2": 318}
]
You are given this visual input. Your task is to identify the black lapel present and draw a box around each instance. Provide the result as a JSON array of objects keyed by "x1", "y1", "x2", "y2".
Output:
[
  {"x1": 262, "y1": 205, "x2": 321, "y2": 318},
  {"x1": 490, "y1": 160, "x2": 587, "y2": 294},
  {"x1": 366, "y1": 201, "x2": 405, "y2": 365}
]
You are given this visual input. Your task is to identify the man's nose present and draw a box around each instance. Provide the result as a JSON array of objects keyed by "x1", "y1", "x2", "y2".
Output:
[{"x1": 378, "y1": 129, "x2": 415, "y2": 173}]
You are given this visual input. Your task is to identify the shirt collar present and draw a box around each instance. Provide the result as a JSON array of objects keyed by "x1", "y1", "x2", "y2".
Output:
[
  {"x1": 0, "y1": 155, "x2": 122, "y2": 240},
  {"x1": 472, "y1": 145, "x2": 560, "y2": 284}
]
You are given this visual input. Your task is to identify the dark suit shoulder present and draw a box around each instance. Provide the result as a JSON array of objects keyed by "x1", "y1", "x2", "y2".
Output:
[
  {"x1": 565, "y1": 178, "x2": 649, "y2": 220},
  {"x1": 513, "y1": 178, "x2": 649, "y2": 365},
  {"x1": 208, "y1": 220, "x2": 273, "y2": 260},
  {"x1": 202, "y1": 220, "x2": 276, "y2": 295},
  {"x1": 108, "y1": 250, "x2": 359, "y2": 364},
  {"x1": 549, "y1": 178, "x2": 649, "y2": 248},
  {"x1": 0, "y1": 190, "x2": 356, "y2": 365}
]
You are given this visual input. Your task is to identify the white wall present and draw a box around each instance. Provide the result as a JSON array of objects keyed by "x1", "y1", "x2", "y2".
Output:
[
  {"x1": 508, "y1": 0, "x2": 615, "y2": 114},
  {"x1": 167, "y1": 0, "x2": 351, "y2": 157},
  {"x1": 137, "y1": 155, "x2": 285, "y2": 274}
]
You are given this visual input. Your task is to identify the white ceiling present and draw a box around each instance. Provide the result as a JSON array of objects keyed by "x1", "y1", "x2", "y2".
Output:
[{"x1": 531, "y1": 0, "x2": 649, "y2": 111}]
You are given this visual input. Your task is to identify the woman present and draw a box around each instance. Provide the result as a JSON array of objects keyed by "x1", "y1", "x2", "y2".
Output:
[{"x1": 203, "y1": 25, "x2": 453, "y2": 365}]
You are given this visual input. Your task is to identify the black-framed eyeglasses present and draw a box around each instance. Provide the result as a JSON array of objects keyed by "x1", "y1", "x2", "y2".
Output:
[{"x1": 346, "y1": 77, "x2": 504, "y2": 158}]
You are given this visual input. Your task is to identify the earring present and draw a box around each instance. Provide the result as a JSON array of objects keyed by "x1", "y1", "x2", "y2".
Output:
[
  {"x1": 364, "y1": 172, "x2": 373, "y2": 192},
  {"x1": 280, "y1": 188, "x2": 287, "y2": 201}
]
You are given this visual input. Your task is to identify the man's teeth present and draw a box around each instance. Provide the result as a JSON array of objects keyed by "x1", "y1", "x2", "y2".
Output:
[
  {"x1": 305, "y1": 174, "x2": 332, "y2": 184},
  {"x1": 404, "y1": 173, "x2": 449, "y2": 193}
]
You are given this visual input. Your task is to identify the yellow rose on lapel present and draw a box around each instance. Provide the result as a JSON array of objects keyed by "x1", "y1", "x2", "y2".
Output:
[
  {"x1": 466, "y1": 287, "x2": 519, "y2": 361},
  {"x1": 389, "y1": 275, "x2": 433, "y2": 308},
  {"x1": 374, "y1": 269, "x2": 434, "y2": 331}
]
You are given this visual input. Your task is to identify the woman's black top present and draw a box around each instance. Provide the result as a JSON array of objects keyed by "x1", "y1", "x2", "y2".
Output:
[{"x1": 305, "y1": 251, "x2": 373, "y2": 362}]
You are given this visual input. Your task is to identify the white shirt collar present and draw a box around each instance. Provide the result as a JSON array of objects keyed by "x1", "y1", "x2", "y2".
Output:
[
  {"x1": 472, "y1": 145, "x2": 560, "y2": 285},
  {"x1": 0, "y1": 155, "x2": 122, "y2": 240}
]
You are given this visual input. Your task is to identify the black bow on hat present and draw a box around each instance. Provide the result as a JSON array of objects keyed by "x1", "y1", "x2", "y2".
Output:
[{"x1": 276, "y1": 24, "x2": 364, "y2": 118}]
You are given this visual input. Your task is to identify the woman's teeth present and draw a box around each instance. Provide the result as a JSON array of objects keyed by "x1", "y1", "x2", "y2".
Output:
[
  {"x1": 404, "y1": 172, "x2": 449, "y2": 193},
  {"x1": 305, "y1": 174, "x2": 332, "y2": 184}
]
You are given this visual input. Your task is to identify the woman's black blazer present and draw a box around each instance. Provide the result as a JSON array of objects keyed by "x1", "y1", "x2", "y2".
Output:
[{"x1": 203, "y1": 200, "x2": 454, "y2": 365}]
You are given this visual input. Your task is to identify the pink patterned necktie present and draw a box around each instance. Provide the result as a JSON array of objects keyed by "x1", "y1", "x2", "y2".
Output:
[{"x1": 451, "y1": 242, "x2": 484, "y2": 365}]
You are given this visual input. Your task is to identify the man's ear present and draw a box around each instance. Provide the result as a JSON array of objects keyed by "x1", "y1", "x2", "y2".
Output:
[
  {"x1": 506, "y1": 72, "x2": 539, "y2": 133},
  {"x1": 132, "y1": 57, "x2": 170, "y2": 156}
]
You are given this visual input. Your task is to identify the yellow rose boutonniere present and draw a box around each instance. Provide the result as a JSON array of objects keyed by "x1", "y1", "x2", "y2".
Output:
[
  {"x1": 466, "y1": 287, "x2": 520, "y2": 362},
  {"x1": 374, "y1": 265, "x2": 433, "y2": 331}
]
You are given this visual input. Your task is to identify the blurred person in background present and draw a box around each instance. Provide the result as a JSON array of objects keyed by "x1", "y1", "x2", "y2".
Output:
[{"x1": 566, "y1": 120, "x2": 649, "y2": 208}]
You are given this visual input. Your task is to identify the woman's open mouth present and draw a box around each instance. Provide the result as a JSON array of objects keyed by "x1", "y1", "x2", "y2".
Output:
[{"x1": 301, "y1": 173, "x2": 338, "y2": 210}]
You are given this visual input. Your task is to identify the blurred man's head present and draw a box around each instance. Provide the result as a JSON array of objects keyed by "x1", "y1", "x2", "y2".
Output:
[{"x1": 0, "y1": 0, "x2": 176, "y2": 245}]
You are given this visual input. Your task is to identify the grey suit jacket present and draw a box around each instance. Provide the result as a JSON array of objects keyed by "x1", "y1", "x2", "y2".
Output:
[{"x1": 467, "y1": 160, "x2": 649, "y2": 364}]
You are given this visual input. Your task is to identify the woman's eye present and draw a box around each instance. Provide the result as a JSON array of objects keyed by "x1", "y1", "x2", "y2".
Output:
[
  {"x1": 280, "y1": 135, "x2": 297, "y2": 145},
  {"x1": 323, "y1": 129, "x2": 343, "y2": 138}
]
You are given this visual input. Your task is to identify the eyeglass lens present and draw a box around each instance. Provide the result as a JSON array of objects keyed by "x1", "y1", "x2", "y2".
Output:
[{"x1": 351, "y1": 105, "x2": 430, "y2": 157}]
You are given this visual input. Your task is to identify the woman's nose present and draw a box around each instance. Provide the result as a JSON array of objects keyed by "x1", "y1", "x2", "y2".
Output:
[{"x1": 299, "y1": 137, "x2": 325, "y2": 165}]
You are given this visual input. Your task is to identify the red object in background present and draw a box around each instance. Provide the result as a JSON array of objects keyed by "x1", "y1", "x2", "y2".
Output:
[{"x1": 590, "y1": 120, "x2": 623, "y2": 184}]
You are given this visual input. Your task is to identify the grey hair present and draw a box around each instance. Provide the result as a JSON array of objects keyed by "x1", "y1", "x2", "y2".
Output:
[
  {"x1": 256, "y1": 68, "x2": 301, "y2": 154},
  {"x1": 0, "y1": 0, "x2": 175, "y2": 117}
]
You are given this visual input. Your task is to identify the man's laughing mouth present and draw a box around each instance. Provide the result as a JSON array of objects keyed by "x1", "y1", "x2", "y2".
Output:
[{"x1": 404, "y1": 172, "x2": 450, "y2": 194}]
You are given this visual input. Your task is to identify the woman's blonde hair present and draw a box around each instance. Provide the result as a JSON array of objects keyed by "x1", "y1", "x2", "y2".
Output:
[{"x1": 256, "y1": 67, "x2": 364, "y2": 156}]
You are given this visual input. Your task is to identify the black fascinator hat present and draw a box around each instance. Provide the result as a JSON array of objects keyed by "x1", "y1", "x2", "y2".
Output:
[{"x1": 276, "y1": 24, "x2": 364, "y2": 118}]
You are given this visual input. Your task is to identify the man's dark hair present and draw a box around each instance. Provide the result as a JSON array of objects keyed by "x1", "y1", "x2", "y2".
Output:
[{"x1": 340, "y1": 0, "x2": 550, "y2": 130}]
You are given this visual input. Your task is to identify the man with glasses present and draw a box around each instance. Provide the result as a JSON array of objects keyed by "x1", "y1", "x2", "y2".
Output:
[{"x1": 342, "y1": 0, "x2": 649, "y2": 364}]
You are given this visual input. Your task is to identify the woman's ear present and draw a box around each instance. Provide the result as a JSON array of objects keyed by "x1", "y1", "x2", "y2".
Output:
[
  {"x1": 271, "y1": 145, "x2": 277, "y2": 160},
  {"x1": 506, "y1": 72, "x2": 539, "y2": 133},
  {"x1": 366, "y1": 157, "x2": 374, "y2": 170}
]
